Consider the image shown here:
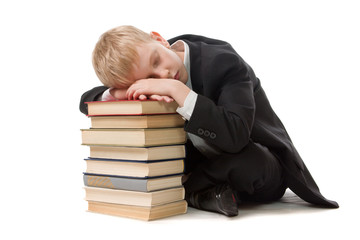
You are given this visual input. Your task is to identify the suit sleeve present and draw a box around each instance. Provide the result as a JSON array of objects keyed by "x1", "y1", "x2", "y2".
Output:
[
  {"x1": 79, "y1": 86, "x2": 109, "y2": 115},
  {"x1": 184, "y1": 53, "x2": 256, "y2": 153}
]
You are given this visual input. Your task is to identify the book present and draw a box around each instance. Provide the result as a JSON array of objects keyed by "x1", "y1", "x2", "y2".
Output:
[
  {"x1": 85, "y1": 158, "x2": 184, "y2": 178},
  {"x1": 90, "y1": 114, "x2": 185, "y2": 129},
  {"x1": 86, "y1": 100, "x2": 179, "y2": 116},
  {"x1": 81, "y1": 100, "x2": 188, "y2": 220},
  {"x1": 84, "y1": 186, "x2": 185, "y2": 206},
  {"x1": 87, "y1": 200, "x2": 187, "y2": 221},
  {"x1": 81, "y1": 128, "x2": 186, "y2": 147},
  {"x1": 83, "y1": 173, "x2": 183, "y2": 192},
  {"x1": 88, "y1": 145, "x2": 186, "y2": 161}
]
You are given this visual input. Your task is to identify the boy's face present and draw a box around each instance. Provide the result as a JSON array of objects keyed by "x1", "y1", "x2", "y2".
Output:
[{"x1": 127, "y1": 33, "x2": 188, "y2": 85}]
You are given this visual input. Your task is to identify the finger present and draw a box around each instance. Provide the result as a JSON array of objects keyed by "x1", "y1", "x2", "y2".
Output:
[
  {"x1": 133, "y1": 89, "x2": 146, "y2": 100},
  {"x1": 163, "y1": 96, "x2": 174, "y2": 102},
  {"x1": 126, "y1": 85, "x2": 139, "y2": 100},
  {"x1": 148, "y1": 95, "x2": 162, "y2": 101},
  {"x1": 125, "y1": 88, "x2": 132, "y2": 100},
  {"x1": 139, "y1": 94, "x2": 147, "y2": 100},
  {"x1": 127, "y1": 88, "x2": 138, "y2": 100}
]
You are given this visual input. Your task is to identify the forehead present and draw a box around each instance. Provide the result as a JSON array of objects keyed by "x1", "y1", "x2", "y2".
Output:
[{"x1": 127, "y1": 42, "x2": 156, "y2": 80}]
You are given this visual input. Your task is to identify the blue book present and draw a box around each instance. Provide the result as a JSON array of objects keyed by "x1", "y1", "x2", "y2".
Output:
[{"x1": 83, "y1": 173, "x2": 183, "y2": 192}]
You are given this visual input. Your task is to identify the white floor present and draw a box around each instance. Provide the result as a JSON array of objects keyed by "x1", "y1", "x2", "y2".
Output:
[
  {"x1": 74, "y1": 189, "x2": 357, "y2": 240},
  {"x1": 3, "y1": 175, "x2": 356, "y2": 240}
]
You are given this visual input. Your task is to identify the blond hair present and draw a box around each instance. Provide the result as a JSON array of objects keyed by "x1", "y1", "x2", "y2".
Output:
[{"x1": 92, "y1": 25, "x2": 152, "y2": 88}]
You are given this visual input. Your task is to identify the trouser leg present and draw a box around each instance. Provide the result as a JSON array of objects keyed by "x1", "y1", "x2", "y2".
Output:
[{"x1": 184, "y1": 141, "x2": 286, "y2": 203}]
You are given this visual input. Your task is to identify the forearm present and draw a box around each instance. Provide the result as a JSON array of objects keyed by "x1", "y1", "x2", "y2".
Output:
[{"x1": 185, "y1": 95, "x2": 253, "y2": 153}]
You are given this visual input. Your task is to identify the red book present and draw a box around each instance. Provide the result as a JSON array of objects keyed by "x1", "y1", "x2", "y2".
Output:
[{"x1": 86, "y1": 100, "x2": 179, "y2": 116}]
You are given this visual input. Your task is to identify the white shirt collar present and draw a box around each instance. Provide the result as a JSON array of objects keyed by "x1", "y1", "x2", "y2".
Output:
[{"x1": 171, "y1": 40, "x2": 192, "y2": 89}]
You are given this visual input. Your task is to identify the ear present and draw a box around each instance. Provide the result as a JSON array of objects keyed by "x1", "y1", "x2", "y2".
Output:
[{"x1": 150, "y1": 31, "x2": 170, "y2": 48}]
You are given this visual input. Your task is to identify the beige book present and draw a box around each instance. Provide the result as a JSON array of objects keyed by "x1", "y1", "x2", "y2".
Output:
[
  {"x1": 81, "y1": 128, "x2": 186, "y2": 147},
  {"x1": 88, "y1": 145, "x2": 186, "y2": 161},
  {"x1": 87, "y1": 200, "x2": 187, "y2": 221},
  {"x1": 90, "y1": 114, "x2": 185, "y2": 129},
  {"x1": 84, "y1": 186, "x2": 185, "y2": 206},
  {"x1": 85, "y1": 159, "x2": 184, "y2": 178}
]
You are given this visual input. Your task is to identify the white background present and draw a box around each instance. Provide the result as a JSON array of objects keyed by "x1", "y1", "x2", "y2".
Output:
[{"x1": 1, "y1": 0, "x2": 359, "y2": 239}]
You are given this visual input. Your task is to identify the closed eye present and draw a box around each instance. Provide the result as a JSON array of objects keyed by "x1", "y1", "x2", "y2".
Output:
[
  {"x1": 153, "y1": 55, "x2": 160, "y2": 68},
  {"x1": 148, "y1": 74, "x2": 158, "y2": 78}
]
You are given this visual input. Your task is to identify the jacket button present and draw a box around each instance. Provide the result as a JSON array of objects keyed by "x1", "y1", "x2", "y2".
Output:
[
  {"x1": 197, "y1": 128, "x2": 204, "y2": 135},
  {"x1": 210, "y1": 132, "x2": 216, "y2": 139},
  {"x1": 204, "y1": 130, "x2": 210, "y2": 137}
]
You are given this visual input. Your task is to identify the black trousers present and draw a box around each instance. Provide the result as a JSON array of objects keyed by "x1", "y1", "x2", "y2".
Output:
[{"x1": 183, "y1": 141, "x2": 287, "y2": 203}]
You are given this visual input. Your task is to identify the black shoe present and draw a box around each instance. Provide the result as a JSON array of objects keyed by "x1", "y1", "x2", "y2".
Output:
[{"x1": 186, "y1": 184, "x2": 238, "y2": 217}]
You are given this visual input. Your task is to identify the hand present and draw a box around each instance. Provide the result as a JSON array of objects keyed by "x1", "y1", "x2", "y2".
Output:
[
  {"x1": 126, "y1": 78, "x2": 190, "y2": 107},
  {"x1": 109, "y1": 87, "x2": 149, "y2": 100},
  {"x1": 126, "y1": 79, "x2": 175, "y2": 102},
  {"x1": 147, "y1": 94, "x2": 174, "y2": 102}
]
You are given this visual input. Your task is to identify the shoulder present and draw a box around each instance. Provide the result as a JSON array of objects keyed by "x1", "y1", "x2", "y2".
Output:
[
  {"x1": 169, "y1": 34, "x2": 240, "y2": 61},
  {"x1": 168, "y1": 34, "x2": 230, "y2": 47}
]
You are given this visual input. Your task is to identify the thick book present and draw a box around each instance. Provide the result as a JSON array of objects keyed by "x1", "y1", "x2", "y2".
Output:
[
  {"x1": 88, "y1": 145, "x2": 186, "y2": 161},
  {"x1": 87, "y1": 200, "x2": 187, "y2": 221},
  {"x1": 83, "y1": 173, "x2": 183, "y2": 192},
  {"x1": 84, "y1": 186, "x2": 185, "y2": 207},
  {"x1": 85, "y1": 158, "x2": 184, "y2": 178},
  {"x1": 86, "y1": 100, "x2": 179, "y2": 116},
  {"x1": 90, "y1": 114, "x2": 185, "y2": 129},
  {"x1": 81, "y1": 128, "x2": 186, "y2": 147}
]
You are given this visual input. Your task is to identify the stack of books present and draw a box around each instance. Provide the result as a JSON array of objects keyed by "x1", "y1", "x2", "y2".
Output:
[{"x1": 81, "y1": 100, "x2": 188, "y2": 220}]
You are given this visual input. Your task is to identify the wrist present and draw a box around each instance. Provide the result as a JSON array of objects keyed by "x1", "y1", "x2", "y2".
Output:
[
  {"x1": 102, "y1": 88, "x2": 117, "y2": 101},
  {"x1": 110, "y1": 88, "x2": 128, "y2": 100},
  {"x1": 170, "y1": 80, "x2": 190, "y2": 107}
]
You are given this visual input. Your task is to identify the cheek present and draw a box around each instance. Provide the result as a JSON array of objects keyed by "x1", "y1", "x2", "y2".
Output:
[{"x1": 168, "y1": 51, "x2": 182, "y2": 64}]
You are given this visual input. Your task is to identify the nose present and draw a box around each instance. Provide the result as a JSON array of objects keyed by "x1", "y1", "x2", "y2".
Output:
[{"x1": 153, "y1": 68, "x2": 170, "y2": 79}]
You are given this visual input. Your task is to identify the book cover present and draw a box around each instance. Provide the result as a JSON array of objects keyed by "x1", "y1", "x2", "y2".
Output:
[
  {"x1": 87, "y1": 200, "x2": 187, "y2": 221},
  {"x1": 84, "y1": 186, "x2": 185, "y2": 207},
  {"x1": 86, "y1": 100, "x2": 179, "y2": 116},
  {"x1": 84, "y1": 158, "x2": 184, "y2": 178},
  {"x1": 88, "y1": 145, "x2": 186, "y2": 161},
  {"x1": 90, "y1": 114, "x2": 185, "y2": 129},
  {"x1": 83, "y1": 173, "x2": 183, "y2": 192},
  {"x1": 81, "y1": 128, "x2": 186, "y2": 147}
]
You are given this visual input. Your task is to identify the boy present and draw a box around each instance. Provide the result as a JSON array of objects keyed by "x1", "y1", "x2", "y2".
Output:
[{"x1": 80, "y1": 26, "x2": 338, "y2": 217}]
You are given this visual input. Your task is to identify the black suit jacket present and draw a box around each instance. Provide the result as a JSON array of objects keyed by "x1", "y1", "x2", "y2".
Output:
[{"x1": 80, "y1": 34, "x2": 338, "y2": 208}]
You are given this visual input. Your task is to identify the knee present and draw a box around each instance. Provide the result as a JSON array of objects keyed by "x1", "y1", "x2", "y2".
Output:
[
  {"x1": 224, "y1": 142, "x2": 280, "y2": 193},
  {"x1": 226, "y1": 142, "x2": 276, "y2": 174}
]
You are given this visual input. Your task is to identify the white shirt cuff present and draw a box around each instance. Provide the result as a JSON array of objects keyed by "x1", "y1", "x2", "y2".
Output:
[
  {"x1": 100, "y1": 88, "x2": 117, "y2": 101},
  {"x1": 176, "y1": 90, "x2": 198, "y2": 120}
]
